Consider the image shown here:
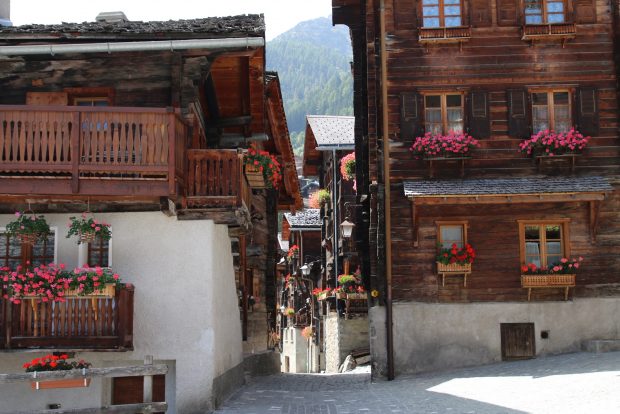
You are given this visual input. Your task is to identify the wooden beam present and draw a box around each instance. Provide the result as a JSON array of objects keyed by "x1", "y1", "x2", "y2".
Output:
[
  {"x1": 206, "y1": 115, "x2": 252, "y2": 128},
  {"x1": 411, "y1": 199, "x2": 419, "y2": 247},
  {"x1": 409, "y1": 193, "x2": 606, "y2": 205},
  {"x1": 0, "y1": 365, "x2": 168, "y2": 384},
  {"x1": 589, "y1": 200, "x2": 601, "y2": 243}
]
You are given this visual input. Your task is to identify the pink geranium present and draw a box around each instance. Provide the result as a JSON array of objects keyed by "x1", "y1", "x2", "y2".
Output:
[
  {"x1": 409, "y1": 131, "x2": 480, "y2": 159},
  {"x1": 519, "y1": 128, "x2": 589, "y2": 157}
]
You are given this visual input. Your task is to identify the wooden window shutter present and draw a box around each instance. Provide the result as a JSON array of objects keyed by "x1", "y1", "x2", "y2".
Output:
[
  {"x1": 470, "y1": 0, "x2": 492, "y2": 27},
  {"x1": 497, "y1": 0, "x2": 519, "y2": 26},
  {"x1": 400, "y1": 92, "x2": 423, "y2": 139},
  {"x1": 468, "y1": 90, "x2": 491, "y2": 138},
  {"x1": 576, "y1": 87, "x2": 599, "y2": 136},
  {"x1": 575, "y1": 0, "x2": 596, "y2": 24},
  {"x1": 507, "y1": 89, "x2": 531, "y2": 138},
  {"x1": 394, "y1": 0, "x2": 417, "y2": 30}
]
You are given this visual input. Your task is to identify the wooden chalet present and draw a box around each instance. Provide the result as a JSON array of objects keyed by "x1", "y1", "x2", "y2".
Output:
[
  {"x1": 0, "y1": 12, "x2": 298, "y2": 412},
  {"x1": 333, "y1": 0, "x2": 620, "y2": 377}
]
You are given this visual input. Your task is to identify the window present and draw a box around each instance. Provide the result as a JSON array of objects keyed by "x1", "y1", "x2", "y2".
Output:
[
  {"x1": 87, "y1": 236, "x2": 112, "y2": 267},
  {"x1": 73, "y1": 97, "x2": 110, "y2": 107},
  {"x1": 437, "y1": 221, "x2": 467, "y2": 249},
  {"x1": 422, "y1": 0, "x2": 463, "y2": 28},
  {"x1": 531, "y1": 90, "x2": 571, "y2": 133},
  {"x1": 525, "y1": 0, "x2": 566, "y2": 24},
  {"x1": 0, "y1": 228, "x2": 57, "y2": 268},
  {"x1": 518, "y1": 221, "x2": 569, "y2": 268},
  {"x1": 424, "y1": 93, "x2": 464, "y2": 134}
]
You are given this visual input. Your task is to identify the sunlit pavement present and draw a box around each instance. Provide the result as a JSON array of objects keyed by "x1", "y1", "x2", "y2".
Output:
[{"x1": 215, "y1": 351, "x2": 620, "y2": 413}]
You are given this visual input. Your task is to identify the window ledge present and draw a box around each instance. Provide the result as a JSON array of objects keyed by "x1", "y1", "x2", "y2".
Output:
[
  {"x1": 521, "y1": 23, "x2": 576, "y2": 43},
  {"x1": 419, "y1": 26, "x2": 471, "y2": 44}
]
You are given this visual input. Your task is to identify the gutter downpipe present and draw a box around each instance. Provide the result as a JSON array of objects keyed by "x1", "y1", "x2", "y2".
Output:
[
  {"x1": 0, "y1": 37, "x2": 265, "y2": 56},
  {"x1": 332, "y1": 149, "x2": 339, "y2": 291},
  {"x1": 379, "y1": 0, "x2": 395, "y2": 381}
]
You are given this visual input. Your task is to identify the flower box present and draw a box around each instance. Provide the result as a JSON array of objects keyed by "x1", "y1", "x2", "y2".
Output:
[
  {"x1": 346, "y1": 293, "x2": 366, "y2": 300},
  {"x1": 437, "y1": 262, "x2": 472, "y2": 287},
  {"x1": 244, "y1": 165, "x2": 266, "y2": 189},
  {"x1": 64, "y1": 283, "x2": 116, "y2": 298},
  {"x1": 31, "y1": 377, "x2": 91, "y2": 390},
  {"x1": 521, "y1": 274, "x2": 576, "y2": 301}
]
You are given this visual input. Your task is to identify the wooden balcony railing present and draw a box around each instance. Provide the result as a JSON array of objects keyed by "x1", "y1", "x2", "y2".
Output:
[
  {"x1": 0, "y1": 105, "x2": 187, "y2": 197},
  {"x1": 0, "y1": 286, "x2": 134, "y2": 350},
  {"x1": 522, "y1": 23, "x2": 576, "y2": 42},
  {"x1": 419, "y1": 26, "x2": 471, "y2": 43},
  {"x1": 184, "y1": 150, "x2": 251, "y2": 209}
]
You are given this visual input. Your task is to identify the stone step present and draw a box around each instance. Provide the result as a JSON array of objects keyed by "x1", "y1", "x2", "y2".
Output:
[{"x1": 582, "y1": 339, "x2": 620, "y2": 353}]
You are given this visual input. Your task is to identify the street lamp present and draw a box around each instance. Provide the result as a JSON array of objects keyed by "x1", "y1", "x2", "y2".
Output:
[
  {"x1": 340, "y1": 218, "x2": 355, "y2": 239},
  {"x1": 300, "y1": 263, "x2": 311, "y2": 277}
]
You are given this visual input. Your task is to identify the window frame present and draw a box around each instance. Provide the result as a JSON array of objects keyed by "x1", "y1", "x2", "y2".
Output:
[
  {"x1": 421, "y1": 0, "x2": 465, "y2": 28},
  {"x1": 517, "y1": 219, "x2": 570, "y2": 268},
  {"x1": 524, "y1": 0, "x2": 569, "y2": 25},
  {"x1": 436, "y1": 221, "x2": 468, "y2": 249},
  {"x1": 84, "y1": 234, "x2": 113, "y2": 267},
  {"x1": 0, "y1": 226, "x2": 58, "y2": 268},
  {"x1": 529, "y1": 88, "x2": 572, "y2": 133},
  {"x1": 422, "y1": 91, "x2": 466, "y2": 135}
]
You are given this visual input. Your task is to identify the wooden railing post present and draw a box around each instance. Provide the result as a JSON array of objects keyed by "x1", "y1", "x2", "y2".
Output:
[
  {"x1": 168, "y1": 113, "x2": 176, "y2": 196},
  {"x1": 143, "y1": 355, "x2": 154, "y2": 405},
  {"x1": 116, "y1": 285, "x2": 135, "y2": 350},
  {"x1": 71, "y1": 111, "x2": 80, "y2": 193}
]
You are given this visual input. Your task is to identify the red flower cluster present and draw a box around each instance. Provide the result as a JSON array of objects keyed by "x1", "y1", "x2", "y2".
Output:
[
  {"x1": 519, "y1": 129, "x2": 589, "y2": 157},
  {"x1": 436, "y1": 243, "x2": 476, "y2": 265},
  {"x1": 23, "y1": 354, "x2": 91, "y2": 372},
  {"x1": 340, "y1": 152, "x2": 356, "y2": 181},
  {"x1": 244, "y1": 148, "x2": 282, "y2": 189},
  {"x1": 521, "y1": 257, "x2": 583, "y2": 275},
  {"x1": 287, "y1": 245, "x2": 299, "y2": 258},
  {"x1": 410, "y1": 132, "x2": 480, "y2": 159}
]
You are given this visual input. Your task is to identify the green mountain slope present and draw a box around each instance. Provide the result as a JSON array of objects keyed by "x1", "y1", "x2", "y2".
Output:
[{"x1": 267, "y1": 17, "x2": 353, "y2": 156}]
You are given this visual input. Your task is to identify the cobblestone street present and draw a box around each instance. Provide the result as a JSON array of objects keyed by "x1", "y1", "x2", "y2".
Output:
[{"x1": 216, "y1": 352, "x2": 620, "y2": 414}]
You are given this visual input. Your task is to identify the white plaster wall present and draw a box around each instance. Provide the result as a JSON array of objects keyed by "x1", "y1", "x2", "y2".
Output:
[
  {"x1": 379, "y1": 300, "x2": 620, "y2": 375},
  {"x1": 324, "y1": 314, "x2": 369, "y2": 373},
  {"x1": 280, "y1": 327, "x2": 308, "y2": 373},
  {"x1": 0, "y1": 212, "x2": 243, "y2": 414}
]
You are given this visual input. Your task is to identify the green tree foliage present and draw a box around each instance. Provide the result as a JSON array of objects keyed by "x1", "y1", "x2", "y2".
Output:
[{"x1": 267, "y1": 17, "x2": 353, "y2": 156}]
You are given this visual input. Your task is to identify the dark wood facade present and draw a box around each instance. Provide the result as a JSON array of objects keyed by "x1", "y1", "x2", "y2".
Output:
[{"x1": 334, "y1": 0, "x2": 620, "y2": 303}]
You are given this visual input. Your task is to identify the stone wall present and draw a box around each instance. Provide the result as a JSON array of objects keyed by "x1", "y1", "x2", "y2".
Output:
[{"x1": 324, "y1": 314, "x2": 369, "y2": 373}]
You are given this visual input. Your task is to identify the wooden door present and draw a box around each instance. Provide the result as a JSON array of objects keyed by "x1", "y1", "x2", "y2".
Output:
[
  {"x1": 500, "y1": 323, "x2": 535, "y2": 360},
  {"x1": 112, "y1": 375, "x2": 165, "y2": 413}
]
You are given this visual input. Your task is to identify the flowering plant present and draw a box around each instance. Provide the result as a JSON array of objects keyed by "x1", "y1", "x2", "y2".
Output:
[
  {"x1": 5, "y1": 212, "x2": 51, "y2": 242},
  {"x1": 244, "y1": 148, "x2": 282, "y2": 189},
  {"x1": 284, "y1": 307, "x2": 295, "y2": 316},
  {"x1": 308, "y1": 189, "x2": 331, "y2": 208},
  {"x1": 436, "y1": 243, "x2": 476, "y2": 265},
  {"x1": 1, "y1": 264, "x2": 122, "y2": 304},
  {"x1": 23, "y1": 354, "x2": 91, "y2": 372},
  {"x1": 312, "y1": 287, "x2": 329, "y2": 297},
  {"x1": 410, "y1": 132, "x2": 480, "y2": 159},
  {"x1": 287, "y1": 245, "x2": 299, "y2": 259},
  {"x1": 519, "y1": 129, "x2": 589, "y2": 157},
  {"x1": 340, "y1": 152, "x2": 356, "y2": 181},
  {"x1": 66, "y1": 214, "x2": 112, "y2": 244},
  {"x1": 301, "y1": 326, "x2": 314, "y2": 339},
  {"x1": 521, "y1": 257, "x2": 583, "y2": 275},
  {"x1": 336, "y1": 273, "x2": 365, "y2": 294}
]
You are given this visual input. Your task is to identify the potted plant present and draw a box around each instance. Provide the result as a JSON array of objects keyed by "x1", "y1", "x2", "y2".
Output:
[
  {"x1": 284, "y1": 307, "x2": 295, "y2": 317},
  {"x1": 24, "y1": 354, "x2": 92, "y2": 390},
  {"x1": 519, "y1": 129, "x2": 589, "y2": 157},
  {"x1": 340, "y1": 152, "x2": 356, "y2": 181},
  {"x1": 243, "y1": 148, "x2": 282, "y2": 189},
  {"x1": 1, "y1": 264, "x2": 122, "y2": 304},
  {"x1": 436, "y1": 243, "x2": 476, "y2": 272},
  {"x1": 520, "y1": 257, "x2": 582, "y2": 301},
  {"x1": 5, "y1": 211, "x2": 51, "y2": 245},
  {"x1": 336, "y1": 274, "x2": 365, "y2": 299},
  {"x1": 287, "y1": 245, "x2": 299, "y2": 260},
  {"x1": 301, "y1": 326, "x2": 314, "y2": 339},
  {"x1": 410, "y1": 132, "x2": 480, "y2": 159},
  {"x1": 66, "y1": 213, "x2": 112, "y2": 244}
]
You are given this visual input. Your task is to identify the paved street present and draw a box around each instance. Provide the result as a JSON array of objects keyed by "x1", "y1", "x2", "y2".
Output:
[{"x1": 216, "y1": 352, "x2": 620, "y2": 414}]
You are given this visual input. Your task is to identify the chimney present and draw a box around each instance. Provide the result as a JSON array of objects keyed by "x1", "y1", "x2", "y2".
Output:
[
  {"x1": 0, "y1": 0, "x2": 12, "y2": 27},
  {"x1": 95, "y1": 11, "x2": 128, "y2": 24}
]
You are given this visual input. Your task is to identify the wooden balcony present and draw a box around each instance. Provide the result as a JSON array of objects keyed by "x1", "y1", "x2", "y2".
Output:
[
  {"x1": 179, "y1": 149, "x2": 252, "y2": 225},
  {"x1": 419, "y1": 26, "x2": 471, "y2": 45},
  {"x1": 522, "y1": 23, "x2": 576, "y2": 44},
  {"x1": 0, "y1": 285, "x2": 134, "y2": 350},
  {"x1": 0, "y1": 105, "x2": 187, "y2": 198}
]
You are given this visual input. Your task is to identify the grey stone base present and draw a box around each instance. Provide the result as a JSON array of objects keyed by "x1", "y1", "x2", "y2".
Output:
[
  {"x1": 583, "y1": 339, "x2": 620, "y2": 353},
  {"x1": 243, "y1": 350, "x2": 281, "y2": 377},
  {"x1": 211, "y1": 362, "x2": 245, "y2": 410}
]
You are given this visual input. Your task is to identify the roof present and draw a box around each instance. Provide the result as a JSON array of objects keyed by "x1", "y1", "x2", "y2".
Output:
[
  {"x1": 284, "y1": 209, "x2": 321, "y2": 229},
  {"x1": 306, "y1": 115, "x2": 355, "y2": 149},
  {"x1": 277, "y1": 233, "x2": 289, "y2": 252},
  {"x1": 404, "y1": 176, "x2": 612, "y2": 197},
  {"x1": 0, "y1": 15, "x2": 265, "y2": 38}
]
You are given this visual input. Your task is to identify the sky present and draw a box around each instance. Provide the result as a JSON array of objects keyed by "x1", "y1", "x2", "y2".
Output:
[{"x1": 8, "y1": 0, "x2": 333, "y2": 40}]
